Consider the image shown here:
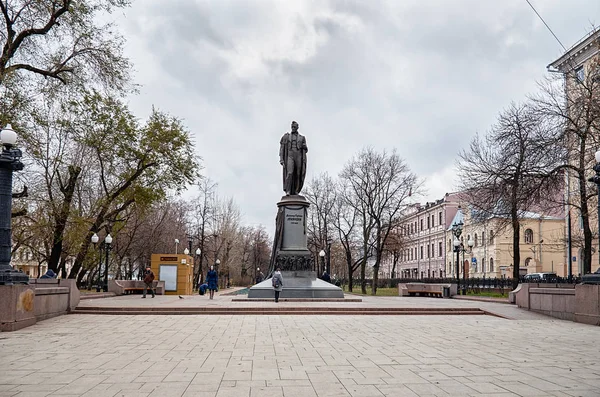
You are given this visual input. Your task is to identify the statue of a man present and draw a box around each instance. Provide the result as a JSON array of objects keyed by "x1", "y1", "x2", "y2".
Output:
[{"x1": 279, "y1": 121, "x2": 308, "y2": 195}]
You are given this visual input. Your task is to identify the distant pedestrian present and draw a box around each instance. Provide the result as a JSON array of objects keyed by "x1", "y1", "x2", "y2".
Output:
[
  {"x1": 256, "y1": 269, "x2": 265, "y2": 284},
  {"x1": 198, "y1": 282, "x2": 208, "y2": 296},
  {"x1": 321, "y1": 271, "x2": 331, "y2": 283},
  {"x1": 206, "y1": 265, "x2": 218, "y2": 299},
  {"x1": 272, "y1": 267, "x2": 283, "y2": 302},
  {"x1": 142, "y1": 266, "x2": 155, "y2": 298}
]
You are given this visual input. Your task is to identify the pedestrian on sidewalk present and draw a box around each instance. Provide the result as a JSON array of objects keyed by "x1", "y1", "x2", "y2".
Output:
[
  {"x1": 206, "y1": 265, "x2": 218, "y2": 299},
  {"x1": 142, "y1": 266, "x2": 155, "y2": 298},
  {"x1": 272, "y1": 267, "x2": 283, "y2": 303}
]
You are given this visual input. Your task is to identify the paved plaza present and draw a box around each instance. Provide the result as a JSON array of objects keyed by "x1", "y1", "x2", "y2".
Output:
[{"x1": 1, "y1": 295, "x2": 600, "y2": 396}]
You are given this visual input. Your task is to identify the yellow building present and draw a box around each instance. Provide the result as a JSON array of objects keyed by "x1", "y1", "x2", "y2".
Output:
[{"x1": 446, "y1": 207, "x2": 566, "y2": 279}]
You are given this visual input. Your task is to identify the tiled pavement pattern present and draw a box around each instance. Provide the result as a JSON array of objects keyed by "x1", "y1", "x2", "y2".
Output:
[{"x1": 1, "y1": 297, "x2": 600, "y2": 396}]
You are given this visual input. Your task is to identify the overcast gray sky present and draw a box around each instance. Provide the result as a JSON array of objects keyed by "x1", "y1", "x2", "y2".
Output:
[{"x1": 113, "y1": 0, "x2": 600, "y2": 233}]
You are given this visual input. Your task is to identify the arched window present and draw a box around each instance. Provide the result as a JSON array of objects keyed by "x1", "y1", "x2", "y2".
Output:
[
  {"x1": 489, "y1": 230, "x2": 494, "y2": 244},
  {"x1": 474, "y1": 233, "x2": 478, "y2": 247},
  {"x1": 489, "y1": 258, "x2": 494, "y2": 272},
  {"x1": 482, "y1": 231, "x2": 485, "y2": 245},
  {"x1": 482, "y1": 258, "x2": 486, "y2": 273},
  {"x1": 524, "y1": 229, "x2": 533, "y2": 244}
]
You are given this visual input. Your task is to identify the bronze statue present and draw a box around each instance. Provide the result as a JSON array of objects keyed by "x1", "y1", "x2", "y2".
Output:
[{"x1": 279, "y1": 121, "x2": 308, "y2": 195}]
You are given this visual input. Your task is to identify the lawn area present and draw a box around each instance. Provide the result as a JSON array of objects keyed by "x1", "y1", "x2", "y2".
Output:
[{"x1": 343, "y1": 286, "x2": 398, "y2": 296}]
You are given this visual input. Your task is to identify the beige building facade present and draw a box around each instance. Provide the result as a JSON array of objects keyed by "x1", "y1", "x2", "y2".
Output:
[
  {"x1": 397, "y1": 193, "x2": 460, "y2": 279},
  {"x1": 445, "y1": 208, "x2": 566, "y2": 279}
]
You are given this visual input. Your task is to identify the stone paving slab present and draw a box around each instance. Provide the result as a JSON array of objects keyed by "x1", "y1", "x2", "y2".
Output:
[{"x1": 1, "y1": 308, "x2": 600, "y2": 396}]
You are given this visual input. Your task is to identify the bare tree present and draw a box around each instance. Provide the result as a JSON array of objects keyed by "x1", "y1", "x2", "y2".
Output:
[
  {"x1": 340, "y1": 147, "x2": 417, "y2": 294},
  {"x1": 190, "y1": 178, "x2": 217, "y2": 286},
  {"x1": 331, "y1": 183, "x2": 361, "y2": 292},
  {"x1": 458, "y1": 102, "x2": 564, "y2": 289},
  {"x1": 305, "y1": 173, "x2": 337, "y2": 274}
]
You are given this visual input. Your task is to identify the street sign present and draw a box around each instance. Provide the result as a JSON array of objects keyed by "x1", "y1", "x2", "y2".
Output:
[{"x1": 471, "y1": 257, "x2": 477, "y2": 263}]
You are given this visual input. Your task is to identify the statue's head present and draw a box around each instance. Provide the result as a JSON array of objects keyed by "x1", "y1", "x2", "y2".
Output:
[{"x1": 291, "y1": 121, "x2": 299, "y2": 132}]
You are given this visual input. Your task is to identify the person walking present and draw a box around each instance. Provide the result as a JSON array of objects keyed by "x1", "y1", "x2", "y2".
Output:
[
  {"x1": 142, "y1": 266, "x2": 155, "y2": 298},
  {"x1": 272, "y1": 267, "x2": 283, "y2": 303},
  {"x1": 206, "y1": 265, "x2": 218, "y2": 299}
]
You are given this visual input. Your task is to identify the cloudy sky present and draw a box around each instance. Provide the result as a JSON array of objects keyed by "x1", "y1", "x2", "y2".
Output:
[{"x1": 113, "y1": 0, "x2": 600, "y2": 233}]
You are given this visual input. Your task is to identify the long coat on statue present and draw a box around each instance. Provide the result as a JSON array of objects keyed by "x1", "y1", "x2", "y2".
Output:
[{"x1": 279, "y1": 132, "x2": 308, "y2": 195}]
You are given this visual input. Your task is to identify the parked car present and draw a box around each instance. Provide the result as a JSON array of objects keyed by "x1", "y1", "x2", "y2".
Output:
[{"x1": 523, "y1": 272, "x2": 557, "y2": 282}]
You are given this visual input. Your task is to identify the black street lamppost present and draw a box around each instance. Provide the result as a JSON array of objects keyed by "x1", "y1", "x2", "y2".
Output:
[
  {"x1": 451, "y1": 220, "x2": 463, "y2": 295},
  {"x1": 195, "y1": 248, "x2": 202, "y2": 284},
  {"x1": 103, "y1": 234, "x2": 112, "y2": 292},
  {"x1": 91, "y1": 233, "x2": 101, "y2": 292},
  {"x1": 0, "y1": 124, "x2": 27, "y2": 285},
  {"x1": 326, "y1": 237, "x2": 333, "y2": 275},
  {"x1": 319, "y1": 249, "x2": 326, "y2": 275},
  {"x1": 587, "y1": 149, "x2": 600, "y2": 275},
  {"x1": 91, "y1": 232, "x2": 112, "y2": 292}
]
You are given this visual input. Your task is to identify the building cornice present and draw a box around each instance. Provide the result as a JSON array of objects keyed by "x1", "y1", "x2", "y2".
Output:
[{"x1": 548, "y1": 29, "x2": 600, "y2": 72}]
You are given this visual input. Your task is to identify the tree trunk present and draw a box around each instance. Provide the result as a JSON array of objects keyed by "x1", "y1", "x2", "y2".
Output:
[
  {"x1": 511, "y1": 205, "x2": 521, "y2": 290},
  {"x1": 47, "y1": 166, "x2": 81, "y2": 272},
  {"x1": 372, "y1": 263, "x2": 379, "y2": 295}
]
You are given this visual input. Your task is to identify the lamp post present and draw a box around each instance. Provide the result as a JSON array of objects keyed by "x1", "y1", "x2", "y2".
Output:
[
  {"x1": 91, "y1": 233, "x2": 101, "y2": 292},
  {"x1": 103, "y1": 234, "x2": 112, "y2": 292},
  {"x1": 174, "y1": 239, "x2": 179, "y2": 254},
  {"x1": 319, "y1": 249, "x2": 325, "y2": 275},
  {"x1": 451, "y1": 220, "x2": 463, "y2": 295},
  {"x1": 184, "y1": 248, "x2": 189, "y2": 255},
  {"x1": 195, "y1": 248, "x2": 202, "y2": 284},
  {"x1": 465, "y1": 238, "x2": 474, "y2": 295},
  {"x1": 215, "y1": 258, "x2": 221, "y2": 289},
  {"x1": 0, "y1": 124, "x2": 27, "y2": 285},
  {"x1": 587, "y1": 149, "x2": 600, "y2": 274},
  {"x1": 326, "y1": 237, "x2": 333, "y2": 275}
]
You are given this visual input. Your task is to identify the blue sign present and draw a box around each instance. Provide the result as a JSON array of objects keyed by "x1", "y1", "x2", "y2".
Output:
[
  {"x1": 472, "y1": 257, "x2": 477, "y2": 263},
  {"x1": 572, "y1": 256, "x2": 576, "y2": 261}
]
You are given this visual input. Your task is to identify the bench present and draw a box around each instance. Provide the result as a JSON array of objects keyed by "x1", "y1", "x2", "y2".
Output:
[
  {"x1": 400, "y1": 283, "x2": 451, "y2": 298},
  {"x1": 108, "y1": 280, "x2": 165, "y2": 295}
]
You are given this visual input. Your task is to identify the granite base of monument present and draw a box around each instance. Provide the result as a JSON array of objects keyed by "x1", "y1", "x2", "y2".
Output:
[
  {"x1": 247, "y1": 195, "x2": 344, "y2": 299},
  {"x1": 248, "y1": 271, "x2": 344, "y2": 299}
]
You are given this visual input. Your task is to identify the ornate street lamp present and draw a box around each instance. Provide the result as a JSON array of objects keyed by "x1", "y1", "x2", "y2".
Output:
[
  {"x1": 183, "y1": 248, "x2": 189, "y2": 255},
  {"x1": 319, "y1": 249, "x2": 326, "y2": 275},
  {"x1": 451, "y1": 220, "x2": 463, "y2": 295},
  {"x1": 103, "y1": 234, "x2": 112, "y2": 292},
  {"x1": 0, "y1": 124, "x2": 27, "y2": 285},
  {"x1": 91, "y1": 233, "x2": 101, "y2": 292},
  {"x1": 174, "y1": 238, "x2": 180, "y2": 254},
  {"x1": 195, "y1": 248, "x2": 202, "y2": 285}
]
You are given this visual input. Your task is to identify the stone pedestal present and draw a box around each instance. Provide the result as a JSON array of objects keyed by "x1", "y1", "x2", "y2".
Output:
[
  {"x1": 0, "y1": 285, "x2": 36, "y2": 331},
  {"x1": 248, "y1": 195, "x2": 344, "y2": 299}
]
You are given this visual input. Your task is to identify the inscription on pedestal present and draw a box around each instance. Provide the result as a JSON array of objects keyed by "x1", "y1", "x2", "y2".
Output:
[{"x1": 282, "y1": 206, "x2": 306, "y2": 249}]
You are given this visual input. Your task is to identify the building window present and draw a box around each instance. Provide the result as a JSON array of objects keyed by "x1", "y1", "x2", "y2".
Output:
[
  {"x1": 474, "y1": 233, "x2": 478, "y2": 247},
  {"x1": 420, "y1": 246, "x2": 423, "y2": 259},
  {"x1": 420, "y1": 219, "x2": 423, "y2": 231},
  {"x1": 439, "y1": 242, "x2": 442, "y2": 257},
  {"x1": 431, "y1": 214, "x2": 435, "y2": 227},
  {"x1": 439, "y1": 211, "x2": 442, "y2": 226},
  {"x1": 482, "y1": 258, "x2": 486, "y2": 273},
  {"x1": 524, "y1": 229, "x2": 533, "y2": 244},
  {"x1": 489, "y1": 230, "x2": 494, "y2": 244},
  {"x1": 448, "y1": 238, "x2": 452, "y2": 250},
  {"x1": 576, "y1": 66, "x2": 585, "y2": 83},
  {"x1": 427, "y1": 216, "x2": 430, "y2": 229},
  {"x1": 489, "y1": 258, "x2": 494, "y2": 272},
  {"x1": 482, "y1": 231, "x2": 485, "y2": 245},
  {"x1": 427, "y1": 244, "x2": 430, "y2": 258}
]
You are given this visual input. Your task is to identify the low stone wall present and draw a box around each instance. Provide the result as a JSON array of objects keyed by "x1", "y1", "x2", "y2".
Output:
[
  {"x1": 108, "y1": 280, "x2": 165, "y2": 295},
  {"x1": 398, "y1": 283, "x2": 457, "y2": 297},
  {"x1": 0, "y1": 279, "x2": 80, "y2": 332},
  {"x1": 515, "y1": 283, "x2": 599, "y2": 325}
]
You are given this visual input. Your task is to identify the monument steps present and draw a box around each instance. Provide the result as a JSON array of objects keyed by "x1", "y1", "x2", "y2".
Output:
[{"x1": 72, "y1": 306, "x2": 488, "y2": 316}]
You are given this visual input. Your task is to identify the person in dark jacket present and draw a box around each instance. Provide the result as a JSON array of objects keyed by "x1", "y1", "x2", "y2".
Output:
[
  {"x1": 272, "y1": 267, "x2": 284, "y2": 303},
  {"x1": 198, "y1": 283, "x2": 208, "y2": 296},
  {"x1": 142, "y1": 267, "x2": 155, "y2": 298},
  {"x1": 206, "y1": 265, "x2": 218, "y2": 299},
  {"x1": 321, "y1": 271, "x2": 331, "y2": 283},
  {"x1": 40, "y1": 269, "x2": 57, "y2": 279}
]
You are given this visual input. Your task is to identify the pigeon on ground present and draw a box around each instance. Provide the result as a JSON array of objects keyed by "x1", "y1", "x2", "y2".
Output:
[{"x1": 179, "y1": 295, "x2": 184, "y2": 299}]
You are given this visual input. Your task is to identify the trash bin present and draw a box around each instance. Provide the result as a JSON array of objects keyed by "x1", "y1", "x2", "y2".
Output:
[{"x1": 442, "y1": 286, "x2": 450, "y2": 298}]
